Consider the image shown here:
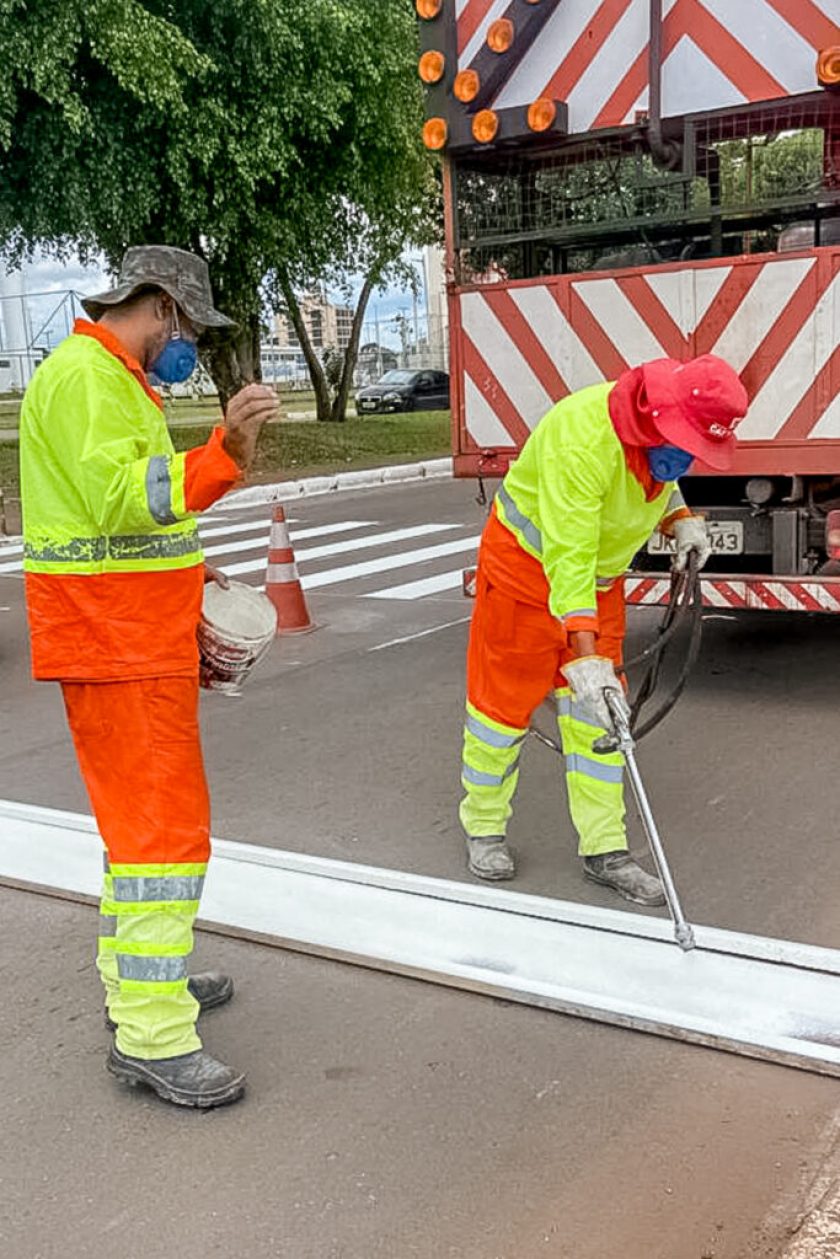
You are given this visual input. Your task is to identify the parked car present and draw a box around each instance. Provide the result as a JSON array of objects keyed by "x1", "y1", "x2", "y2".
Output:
[{"x1": 355, "y1": 369, "x2": 450, "y2": 414}]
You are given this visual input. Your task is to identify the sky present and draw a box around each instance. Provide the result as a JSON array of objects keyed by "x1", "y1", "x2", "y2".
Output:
[{"x1": 1, "y1": 250, "x2": 430, "y2": 353}]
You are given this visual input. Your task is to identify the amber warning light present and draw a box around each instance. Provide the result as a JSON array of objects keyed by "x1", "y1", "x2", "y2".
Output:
[
  {"x1": 423, "y1": 118, "x2": 448, "y2": 151},
  {"x1": 818, "y1": 46, "x2": 840, "y2": 87},
  {"x1": 419, "y1": 50, "x2": 445, "y2": 84}
]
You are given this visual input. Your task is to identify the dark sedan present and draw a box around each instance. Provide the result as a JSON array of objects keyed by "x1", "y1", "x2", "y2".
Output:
[{"x1": 355, "y1": 369, "x2": 450, "y2": 414}]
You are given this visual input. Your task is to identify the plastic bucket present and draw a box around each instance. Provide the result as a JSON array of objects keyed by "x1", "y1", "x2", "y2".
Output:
[{"x1": 198, "y1": 581, "x2": 277, "y2": 697}]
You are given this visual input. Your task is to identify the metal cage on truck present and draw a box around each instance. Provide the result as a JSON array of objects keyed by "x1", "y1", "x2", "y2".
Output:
[{"x1": 417, "y1": 0, "x2": 840, "y2": 611}]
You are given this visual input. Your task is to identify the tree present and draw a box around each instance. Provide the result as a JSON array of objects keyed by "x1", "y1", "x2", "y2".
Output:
[{"x1": 0, "y1": 0, "x2": 436, "y2": 405}]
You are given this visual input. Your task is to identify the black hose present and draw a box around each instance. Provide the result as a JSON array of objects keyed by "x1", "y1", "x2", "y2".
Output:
[{"x1": 531, "y1": 554, "x2": 704, "y2": 753}]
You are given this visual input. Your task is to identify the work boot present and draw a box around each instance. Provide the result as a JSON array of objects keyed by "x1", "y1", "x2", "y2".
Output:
[
  {"x1": 107, "y1": 1045, "x2": 246, "y2": 1109},
  {"x1": 466, "y1": 836, "x2": 516, "y2": 881},
  {"x1": 104, "y1": 971, "x2": 233, "y2": 1032},
  {"x1": 583, "y1": 851, "x2": 666, "y2": 907}
]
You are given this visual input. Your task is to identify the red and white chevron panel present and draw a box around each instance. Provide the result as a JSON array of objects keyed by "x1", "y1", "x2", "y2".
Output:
[
  {"x1": 453, "y1": 249, "x2": 840, "y2": 475},
  {"x1": 455, "y1": 0, "x2": 839, "y2": 134},
  {"x1": 626, "y1": 574, "x2": 840, "y2": 611}
]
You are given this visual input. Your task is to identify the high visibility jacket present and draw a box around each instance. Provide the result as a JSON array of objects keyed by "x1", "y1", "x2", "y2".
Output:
[
  {"x1": 491, "y1": 381, "x2": 689, "y2": 636},
  {"x1": 21, "y1": 320, "x2": 241, "y2": 680}
]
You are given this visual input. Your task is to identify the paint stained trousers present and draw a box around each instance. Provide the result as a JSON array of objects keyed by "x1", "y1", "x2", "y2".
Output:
[
  {"x1": 62, "y1": 676, "x2": 210, "y2": 1061},
  {"x1": 460, "y1": 574, "x2": 627, "y2": 856}
]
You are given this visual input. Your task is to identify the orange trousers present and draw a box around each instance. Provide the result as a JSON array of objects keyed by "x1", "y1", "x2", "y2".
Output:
[
  {"x1": 466, "y1": 574, "x2": 626, "y2": 726},
  {"x1": 460, "y1": 574, "x2": 628, "y2": 854},
  {"x1": 62, "y1": 676, "x2": 211, "y2": 1059}
]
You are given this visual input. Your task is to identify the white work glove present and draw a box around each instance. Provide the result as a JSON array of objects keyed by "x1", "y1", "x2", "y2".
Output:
[
  {"x1": 563, "y1": 655, "x2": 630, "y2": 733},
  {"x1": 671, "y1": 515, "x2": 711, "y2": 572}
]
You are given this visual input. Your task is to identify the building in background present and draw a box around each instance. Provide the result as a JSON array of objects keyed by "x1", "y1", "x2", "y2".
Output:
[{"x1": 274, "y1": 291, "x2": 355, "y2": 354}]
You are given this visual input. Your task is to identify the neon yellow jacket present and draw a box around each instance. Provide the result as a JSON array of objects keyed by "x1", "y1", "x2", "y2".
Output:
[
  {"x1": 21, "y1": 329, "x2": 202, "y2": 575},
  {"x1": 495, "y1": 382, "x2": 687, "y2": 634}
]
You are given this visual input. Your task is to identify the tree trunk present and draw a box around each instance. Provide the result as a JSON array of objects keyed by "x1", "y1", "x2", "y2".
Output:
[
  {"x1": 201, "y1": 312, "x2": 262, "y2": 408},
  {"x1": 330, "y1": 270, "x2": 379, "y2": 424},
  {"x1": 278, "y1": 270, "x2": 332, "y2": 422}
]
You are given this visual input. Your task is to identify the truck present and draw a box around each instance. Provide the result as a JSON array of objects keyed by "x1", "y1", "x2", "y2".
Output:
[{"x1": 416, "y1": 0, "x2": 840, "y2": 613}]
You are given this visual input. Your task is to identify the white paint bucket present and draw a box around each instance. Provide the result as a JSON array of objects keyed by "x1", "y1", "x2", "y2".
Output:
[{"x1": 198, "y1": 581, "x2": 277, "y2": 697}]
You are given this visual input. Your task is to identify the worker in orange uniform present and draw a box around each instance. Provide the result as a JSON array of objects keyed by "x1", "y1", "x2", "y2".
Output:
[
  {"x1": 460, "y1": 355, "x2": 748, "y2": 902},
  {"x1": 19, "y1": 247, "x2": 278, "y2": 1109}
]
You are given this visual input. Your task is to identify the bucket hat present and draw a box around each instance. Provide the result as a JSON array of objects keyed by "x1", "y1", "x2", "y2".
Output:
[{"x1": 81, "y1": 245, "x2": 235, "y2": 329}]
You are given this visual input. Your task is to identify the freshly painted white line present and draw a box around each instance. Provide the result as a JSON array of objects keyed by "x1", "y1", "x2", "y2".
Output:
[
  {"x1": 0, "y1": 540, "x2": 23, "y2": 556},
  {"x1": 202, "y1": 519, "x2": 379, "y2": 559},
  {"x1": 4, "y1": 800, "x2": 840, "y2": 1077},
  {"x1": 224, "y1": 523, "x2": 461, "y2": 579},
  {"x1": 364, "y1": 569, "x2": 465, "y2": 600},
  {"x1": 368, "y1": 616, "x2": 471, "y2": 652},
  {"x1": 297, "y1": 535, "x2": 481, "y2": 590},
  {"x1": 0, "y1": 555, "x2": 23, "y2": 573}
]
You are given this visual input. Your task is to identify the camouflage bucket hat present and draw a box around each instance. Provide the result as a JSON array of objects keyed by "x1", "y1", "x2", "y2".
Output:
[{"x1": 81, "y1": 245, "x2": 235, "y2": 329}]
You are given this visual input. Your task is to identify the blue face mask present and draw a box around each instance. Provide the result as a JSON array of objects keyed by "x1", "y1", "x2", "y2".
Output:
[
  {"x1": 149, "y1": 309, "x2": 198, "y2": 384},
  {"x1": 647, "y1": 445, "x2": 694, "y2": 482}
]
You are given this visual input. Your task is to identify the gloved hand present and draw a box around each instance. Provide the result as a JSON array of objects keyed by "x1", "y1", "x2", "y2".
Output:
[
  {"x1": 671, "y1": 515, "x2": 711, "y2": 572},
  {"x1": 562, "y1": 655, "x2": 630, "y2": 733}
]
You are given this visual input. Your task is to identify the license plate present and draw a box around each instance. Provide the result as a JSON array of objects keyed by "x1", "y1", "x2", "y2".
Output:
[
  {"x1": 359, "y1": 401, "x2": 376, "y2": 411},
  {"x1": 647, "y1": 521, "x2": 744, "y2": 555}
]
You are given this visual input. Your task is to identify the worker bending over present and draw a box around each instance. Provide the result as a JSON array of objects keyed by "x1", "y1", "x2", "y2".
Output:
[
  {"x1": 460, "y1": 355, "x2": 747, "y2": 903},
  {"x1": 20, "y1": 246, "x2": 277, "y2": 1108}
]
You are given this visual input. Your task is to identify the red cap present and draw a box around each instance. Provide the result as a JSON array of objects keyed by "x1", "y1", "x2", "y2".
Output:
[{"x1": 642, "y1": 355, "x2": 749, "y2": 471}]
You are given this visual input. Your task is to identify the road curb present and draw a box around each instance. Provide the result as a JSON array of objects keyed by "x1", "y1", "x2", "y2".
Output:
[{"x1": 215, "y1": 457, "x2": 453, "y2": 511}]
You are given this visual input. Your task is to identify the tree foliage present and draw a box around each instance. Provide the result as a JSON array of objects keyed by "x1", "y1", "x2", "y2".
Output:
[{"x1": 0, "y1": 0, "x2": 435, "y2": 403}]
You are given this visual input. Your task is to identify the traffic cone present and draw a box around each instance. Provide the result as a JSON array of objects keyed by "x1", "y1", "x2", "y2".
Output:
[{"x1": 265, "y1": 504, "x2": 317, "y2": 634}]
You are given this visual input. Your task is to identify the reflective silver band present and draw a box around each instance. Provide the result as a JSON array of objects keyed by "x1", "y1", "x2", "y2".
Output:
[
  {"x1": 25, "y1": 528, "x2": 200, "y2": 564},
  {"x1": 466, "y1": 714, "x2": 525, "y2": 749},
  {"x1": 557, "y1": 695, "x2": 598, "y2": 725},
  {"x1": 112, "y1": 875, "x2": 205, "y2": 903},
  {"x1": 98, "y1": 916, "x2": 117, "y2": 938},
  {"x1": 561, "y1": 608, "x2": 597, "y2": 623},
  {"x1": 266, "y1": 562, "x2": 299, "y2": 583},
  {"x1": 117, "y1": 954, "x2": 188, "y2": 982},
  {"x1": 496, "y1": 485, "x2": 543, "y2": 553},
  {"x1": 462, "y1": 761, "x2": 520, "y2": 788},
  {"x1": 565, "y1": 754, "x2": 624, "y2": 784},
  {"x1": 146, "y1": 456, "x2": 178, "y2": 526}
]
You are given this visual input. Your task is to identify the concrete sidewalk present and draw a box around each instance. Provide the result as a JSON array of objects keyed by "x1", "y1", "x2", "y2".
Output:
[{"x1": 1, "y1": 883, "x2": 838, "y2": 1259}]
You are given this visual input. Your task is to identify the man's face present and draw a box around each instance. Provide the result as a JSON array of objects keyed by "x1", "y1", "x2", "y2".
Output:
[{"x1": 144, "y1": 294, "x2": 204, "y2": 372}]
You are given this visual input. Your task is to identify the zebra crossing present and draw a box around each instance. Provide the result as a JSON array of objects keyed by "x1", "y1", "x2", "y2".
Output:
[{"x1": 0, "y1": 510, "x2": 480, "y2": 602}]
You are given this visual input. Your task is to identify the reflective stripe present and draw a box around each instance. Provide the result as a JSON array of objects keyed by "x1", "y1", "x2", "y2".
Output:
[
  {"x1": 99, "y1": 915, "x2": 117, "y2": 938},
  {"x1": 117, "y1": 954, "x2": 188, "y2": 982},
  {"x1": 496, "y1": 485, "x2": 543, "y2": 554},
  {"x1": 561, "y1": 608, "x2": 597, "y2": 623},
  {"x1": 466, "y1": 714, "x2": 525, "y2": 749},
  {"x1": 462, "y1": 761, "x2": 519, "y2": 787},
  {"x1": 112, "y1": 875, "x2": 205, "y2": 903},
  {"x1": 566, "y1": 754, "x2": 624, "y2": 784},
  {"x1": 146, "y1": 456, "x2": 178, "y2": 526},
  {"x1": 266, "y1": 562, "x2": 299, "y2": 583},
  {"x1": 557, "y1": 695, "x2": 599, "y2": 726},
  {"x1": 25, "y1": 529, "x2": 200, "y2": 564}
]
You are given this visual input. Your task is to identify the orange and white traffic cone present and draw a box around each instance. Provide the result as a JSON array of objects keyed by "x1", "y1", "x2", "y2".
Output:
[{"x1": 265, "y1": 505, "x2": 317, "y2": 634}]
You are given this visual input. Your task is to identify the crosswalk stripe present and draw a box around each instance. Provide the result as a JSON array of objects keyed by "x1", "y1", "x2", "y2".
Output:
[
  {"x1": 224, "y1": 523, "x2": 460, "y2": 579},
  {"x1": 199, "y1": 517, "x2": 372, "y2": 543},
  {"x1": 363, "y1": 570, "x2": 466, "y2": 600},
  {"x1": 298, "y1": 535, "x2": 481, "y2": 590},
  {"x1": 0, "y1": 519, "x2": 381, "y2": 574},
  {"x1": 203, "y1": 519, "x2": 378, "y2": 560}
]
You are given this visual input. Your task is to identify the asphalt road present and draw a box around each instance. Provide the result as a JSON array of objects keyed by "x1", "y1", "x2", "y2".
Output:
[{"x1": 2, "y1": 477, "x2": 840, "y2": 1258}]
